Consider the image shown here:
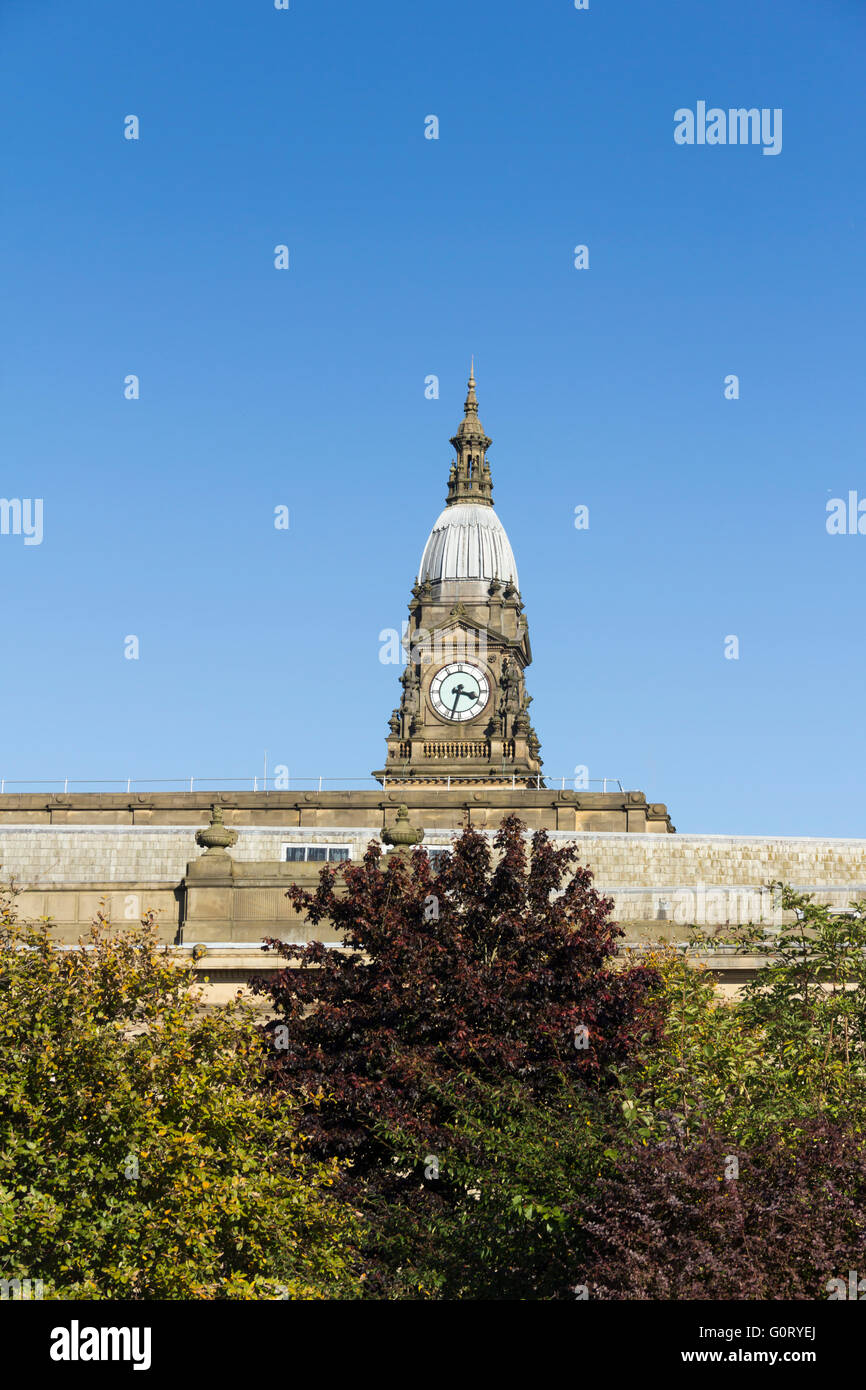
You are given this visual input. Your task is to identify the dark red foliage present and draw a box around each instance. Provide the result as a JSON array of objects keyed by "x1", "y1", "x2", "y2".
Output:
[
  {"x1": 251, "y1": 815, "x2": 662, "y2": 1171},
  {"x1": 578, "y1": 1119, "x2": 866, "y2": 1300}
]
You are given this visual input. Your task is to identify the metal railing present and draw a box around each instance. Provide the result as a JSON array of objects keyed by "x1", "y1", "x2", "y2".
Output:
[{"x1": 0, "y1": 775, "x2": 627, "y2": 795}]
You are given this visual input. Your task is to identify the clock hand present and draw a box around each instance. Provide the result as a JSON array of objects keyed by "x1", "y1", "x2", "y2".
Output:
[{"x1": 449, "y1": 683, "x2": 478, "y2": 715}]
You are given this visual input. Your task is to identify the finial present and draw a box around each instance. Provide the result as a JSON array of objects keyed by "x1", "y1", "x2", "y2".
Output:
[
  {"x1": 447, "y1": 368, "x2": 493, "y2": 506},
  {"x1": 381, "y1": 803, "x2": 425, "y2": 850},
  {"x1": 195, "y1": 803, "x2": 238, "y2": 856},
  {"x1": 464, "y1": 368, "x2": 478, "y2": 415}
]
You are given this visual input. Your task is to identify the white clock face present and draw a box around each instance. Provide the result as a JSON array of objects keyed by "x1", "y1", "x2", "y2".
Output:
[{"x1": 429, "y1": 662, "x2": 490, "y2": 722}]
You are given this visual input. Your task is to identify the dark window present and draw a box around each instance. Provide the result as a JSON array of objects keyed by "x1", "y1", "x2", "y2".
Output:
[{"x1": 284, "y1": 844, "x2": 352, "y2": 863}]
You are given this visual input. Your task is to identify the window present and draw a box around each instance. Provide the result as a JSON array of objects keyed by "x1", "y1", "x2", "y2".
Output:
[
  {"x1": 283, "y1": 844, "x2": 351, "y2": 863},
  {"x1": 425, "y1": 848, "x2": 449, "y2": 866}
]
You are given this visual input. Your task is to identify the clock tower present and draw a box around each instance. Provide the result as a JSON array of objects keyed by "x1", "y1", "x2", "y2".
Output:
[{"x1": 374, "y1": 367, "x2": 544, "y2": 787}]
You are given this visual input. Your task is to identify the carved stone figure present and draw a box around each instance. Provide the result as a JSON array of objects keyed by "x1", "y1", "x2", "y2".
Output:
[
  {"x1": 497, "y1": 656, "x2": 522, "y2": 739},
  {"x1": 400, "y1": 666, "x2": 421, "y2": 738}
]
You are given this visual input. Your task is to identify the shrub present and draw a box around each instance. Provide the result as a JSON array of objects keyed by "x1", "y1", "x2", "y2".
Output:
[
  {"x1": 578, "y1": 1118, "x2": 866, "y2": 1300},
  {"x1": 0, "y1": 886, "x2": 361, "y2": 1299}
]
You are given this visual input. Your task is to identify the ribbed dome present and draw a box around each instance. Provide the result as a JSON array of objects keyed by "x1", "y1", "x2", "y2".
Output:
[{"x1": 418, "y1": 503, "x2": 519, "y2": 587}]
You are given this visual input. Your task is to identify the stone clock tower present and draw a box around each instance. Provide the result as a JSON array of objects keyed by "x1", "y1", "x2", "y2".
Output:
[{"x1": 374, "y1": 368, "x2": 544, "y2": 787}]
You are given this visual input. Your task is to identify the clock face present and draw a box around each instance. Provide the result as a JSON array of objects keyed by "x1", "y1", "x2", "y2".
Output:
[{"x1": 429, "y1": 662, "x2": 490, "y2": 722}]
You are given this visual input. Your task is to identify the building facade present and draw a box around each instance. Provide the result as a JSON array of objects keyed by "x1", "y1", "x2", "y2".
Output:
[{"x1": 1, "y1": 373, "x2": 863, "y2": 993}]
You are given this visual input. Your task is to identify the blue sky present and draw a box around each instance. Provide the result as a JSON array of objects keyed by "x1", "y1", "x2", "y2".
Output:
[{"x1": 1, "y1": 0, "x2": 864, "y2": 835}]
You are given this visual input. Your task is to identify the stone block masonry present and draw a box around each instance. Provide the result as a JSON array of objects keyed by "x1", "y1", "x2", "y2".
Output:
[{"x1": 1, "y1": 814, "x2": 864, "y2": 948}]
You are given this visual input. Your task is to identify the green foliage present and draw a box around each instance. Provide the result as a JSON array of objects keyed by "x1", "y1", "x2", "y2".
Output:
[
  {"x1": 0, "y1": 886, "x2": 361, "y2": 1299},
  {"x1": 385, "y1": 884, "x2": 866, "y2": 1299},
  {"x1": 738, "y1": 887, "x2": 866, "y2": 1091},
  {"x1": 624, "y1": 888, "x2": 866, "y2": 1146},
  {"x1": 360, "y1": 1072, "x2": 616, "y2": 1299},
  {"x1": 6, "y1": 861, "x2": 864, "y2": 1302}
]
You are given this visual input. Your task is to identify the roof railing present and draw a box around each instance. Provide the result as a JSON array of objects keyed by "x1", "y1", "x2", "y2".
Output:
[{"x1": 0, "y1": 775, "x2": 626, "y2": 795}]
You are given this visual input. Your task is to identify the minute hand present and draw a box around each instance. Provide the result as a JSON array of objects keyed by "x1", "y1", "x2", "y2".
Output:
[{"x1": 450, "y1": 684, "x2": 474, "y2": 716}]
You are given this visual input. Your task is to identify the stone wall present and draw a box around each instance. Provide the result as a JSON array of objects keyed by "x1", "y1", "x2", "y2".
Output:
[
  {"x1": 549, "y1": 831, "x2": 866, "y2": 941},
  {"x1": 2, "y1": 822, "x2": 865, "y2": 946},
  {"x1": 0, "y1": 787, "x2": 675, "y2": 833}
]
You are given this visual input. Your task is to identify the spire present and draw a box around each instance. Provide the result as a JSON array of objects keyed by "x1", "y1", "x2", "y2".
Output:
[
  {"x1": 447, "y1": 363, "x2": 493, "y2": 506},
  {"x1": 462, "y1": 359, "x2": 479, "y2": 420}
]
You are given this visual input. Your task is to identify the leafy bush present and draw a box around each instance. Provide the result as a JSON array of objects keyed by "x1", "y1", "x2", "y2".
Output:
[
  {"x1": 0, "y1": 887, "x2": 361, "y2": 1299},
  {"x1": 578, "y1": 1118, "x2": 866, "y2": 1300},
  {"x1": 624, "y1": 887, "x2": 866, "y2": 1147}
]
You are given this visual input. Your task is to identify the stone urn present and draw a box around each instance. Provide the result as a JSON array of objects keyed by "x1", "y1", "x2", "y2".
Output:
[
  {"x1": 381, "y1": 804, "x2": 424, "y2": 851},
  {"x1": 195, "y1": 804, "x2": 238, "y2": 856}
]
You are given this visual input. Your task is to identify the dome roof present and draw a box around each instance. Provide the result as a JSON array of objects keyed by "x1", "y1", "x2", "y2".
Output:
[{"x1": 418, "y1": 503, "x2": 519, "y2": 588}]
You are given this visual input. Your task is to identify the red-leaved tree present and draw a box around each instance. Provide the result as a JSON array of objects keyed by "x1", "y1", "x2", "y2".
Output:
[
  {"x1": 577, "y1": 1118, "x2": 866, "y2": 1300},
  {"x1": 252, "y1": 815, "x2": 662, "y2": 1176}
]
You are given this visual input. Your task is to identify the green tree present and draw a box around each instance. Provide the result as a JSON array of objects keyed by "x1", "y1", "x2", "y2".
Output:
[
  {"x1": 624, "y1": 888, "x2": 866, "y2": 1146},
  {"x1": 0, "y1": 885, "x2": 361, "y2": 1299},
  {"x1": 737, "y1": 886, "x2": 866, "y2": 1108}
]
